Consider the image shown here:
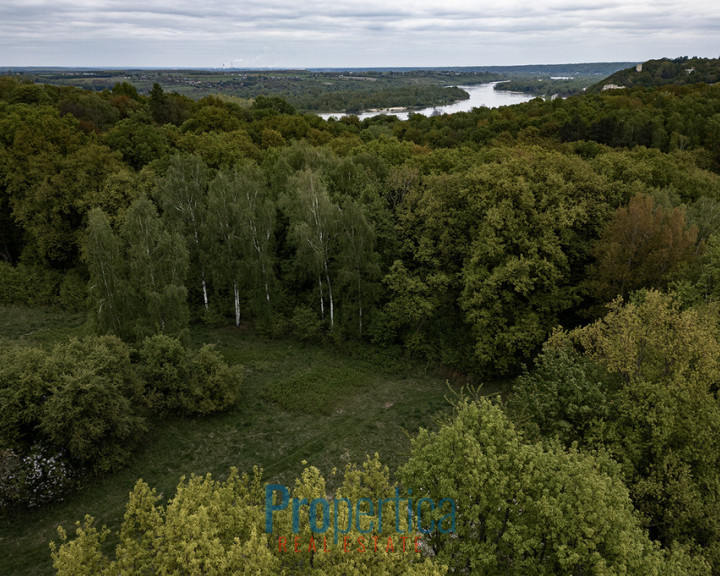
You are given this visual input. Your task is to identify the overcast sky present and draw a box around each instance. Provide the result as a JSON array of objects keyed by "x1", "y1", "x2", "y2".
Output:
[{"x1": 1, "y1": 0, "x2": 718, "y2": 68}]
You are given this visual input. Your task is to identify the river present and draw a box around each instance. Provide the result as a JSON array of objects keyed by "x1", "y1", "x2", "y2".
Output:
[{"x1": 317, "y1": 82, "x2": 537, "y2": 121}]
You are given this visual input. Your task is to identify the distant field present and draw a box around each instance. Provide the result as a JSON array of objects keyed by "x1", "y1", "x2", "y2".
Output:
[
  {"x1": 4, "y1": 63, "x2": 634, "y2": 112},
  {"x1": 0, "y1": 306, "x2": 486, "y2": 576}
]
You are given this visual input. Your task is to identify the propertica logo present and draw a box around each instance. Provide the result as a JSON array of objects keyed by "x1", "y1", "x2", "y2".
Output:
[{"x1": 265, "y1": 484, "x2": 456, "y2": 553}]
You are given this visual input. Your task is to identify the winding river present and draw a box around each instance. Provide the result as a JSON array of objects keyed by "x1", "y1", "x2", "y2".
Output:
[{"x1": 317, "y1": 82, "x2": 537, "y2": 121}]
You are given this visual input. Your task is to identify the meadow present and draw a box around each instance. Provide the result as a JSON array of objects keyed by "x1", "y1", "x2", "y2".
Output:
[{"x1": 0, "y1": 306, "x2": 480, "y2": 576}]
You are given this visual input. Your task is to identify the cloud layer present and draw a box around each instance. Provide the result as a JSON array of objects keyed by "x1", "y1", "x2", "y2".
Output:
[{"x1": 1, "y1": 0, "x2": 718, "y2": 67}]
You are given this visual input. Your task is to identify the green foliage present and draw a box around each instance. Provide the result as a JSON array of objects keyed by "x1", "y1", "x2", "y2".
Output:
[
  {"x1": 155, "y1": 153, "x2": 211, "y2": 313},
  {"x1": 507, "y1": 347, "x2": 614, "y2": 445},
  {"x1": 40, "y1": 336, "x2": 146, "y2": 473},
  {"x1": 204, "y1": 162, "x2": 277, "y2": 323},
  {"x1": 260, "y1": 364, "x2": 363, "y2": 414},
  {"x1": 85, "y1": 197, "x2": 189, "y2": 342},
  {"x1": 57, "y1": 268, "x2": 87, "y2": 312},
  {"x1": 591, "y1": 57, "x2": 720, "y2": 92},
  {"x1": 588, "y1": 193, "x2": 699, "y2": 302},
  {"x1": 83, "y1": 208, "x2": 126, "y2": 335},
  {"x1": 120, "y1": 195, "x2": 189, "y2": 340},
  {"x1": 456, "y1": 148, "x2": 610, "y2": 373},
  {"x1": 290, "y1": 304, "x2": 322, "y2": 341},
  {"x1": 282, "y1": 168, "x2": 340, "y2": 329},
  {"x1": 0, "y1": 261, "x2": 62, "y2": 307},
  {"x1": 51, "y1": 459, "x2": 447, "y2": 575},
  {"x1": 400, "y1": 397, "x2": 709, "y2": 575},
  {"x1": 138, "y1": 334, "x2": 242, "y2": 416},
  {"x1": 556, "y1": 291, "x2": 720, "y2": 566},
  {"x1": 105, "y1": 117, "x2": 168, "y2": 170},
  {"x1": 0, "y1": 336, "x2": 146, "y2": 474},
  {"x1": 0, "y1": 344, "x2": 51, "y2": 449},
  {"x1": 0, "y1": 329, "x2": 241, "y2": 497}
]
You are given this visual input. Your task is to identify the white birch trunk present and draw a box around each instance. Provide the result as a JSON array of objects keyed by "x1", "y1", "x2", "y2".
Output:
[{"x1": 234, "y1": 281, "x2": 240, "y2": 327}]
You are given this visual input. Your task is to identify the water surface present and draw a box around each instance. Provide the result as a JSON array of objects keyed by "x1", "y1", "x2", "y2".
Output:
[{"x1": 318, "y1": 82, "x2": 537, "y2": 121}]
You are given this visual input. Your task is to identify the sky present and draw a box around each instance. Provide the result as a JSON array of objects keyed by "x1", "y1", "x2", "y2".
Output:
[{"x1": 0, "y1": 0, "x2": 718, "y2": 68}]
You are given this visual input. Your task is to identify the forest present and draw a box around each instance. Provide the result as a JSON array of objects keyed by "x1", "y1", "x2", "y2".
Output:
[
  {"x1": 7, "y1": 62, "x2": 633, "y2": 113},
  {"x1": 2, "y1": 59, "x2": 720, "y2": 574}
]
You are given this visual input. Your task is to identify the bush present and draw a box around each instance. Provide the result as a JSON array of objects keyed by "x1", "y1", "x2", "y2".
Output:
[
  {"x1": 0, "y1": 446, "x2": 76, "y2": 513},
  {"x1": 0, "y1": 336, "x2": 146, "y2": 498},
  {"x1": 0, "y1": 345, "x2": 51, "y2": 450},
  {"x1": 290, "y1": 304, "x2": 322, "y2": 341},
  {"x1": 0, "y1": 262, "x2": 61, "y2": 307},
  {"x1": 40, "y1": 336, "x2": 147, "y2": 473},
  {"x1": 138, "y1": 335, "x2": 241, "y2": 416},
  {"x1": 58, "y1": 269, "x2": 87, "y2": 312}
]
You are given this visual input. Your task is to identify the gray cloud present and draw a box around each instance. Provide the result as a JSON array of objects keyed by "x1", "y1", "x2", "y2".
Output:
[{"x1": 0, "y1": 0, "x2": 717, "y2": 67}]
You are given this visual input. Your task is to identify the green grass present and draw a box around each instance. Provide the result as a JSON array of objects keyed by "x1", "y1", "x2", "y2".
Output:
[
  {"x1": 0, "y1": 308, "x2": 486, "y2": 576},
  {"x1": 0, "y1": 306, "x2": 88, "y2": 347}
]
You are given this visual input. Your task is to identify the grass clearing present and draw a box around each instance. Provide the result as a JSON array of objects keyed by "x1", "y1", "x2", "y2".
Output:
[{"x1": 0, "y1": 307, "x2": 486, "y2": 576}]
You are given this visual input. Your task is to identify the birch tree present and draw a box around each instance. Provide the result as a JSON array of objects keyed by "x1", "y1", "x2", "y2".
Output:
[
  {"x1": 156, "y1": 154, "x2": 211, "y2": 311},
  {"x1": 119, "y1": 196, "x2": 189, "y2": 340},
  {"x1": 283, "y1": 169, "x2": 339, "y2": 330},
  {"x1": 233, "y1": 164, "x2": 276, "y2": 317},
  {"x1": 84, "y1": 208, "x2": 126, "y2": 337},
  {"x1": 205, "y1": 170, "x2": 247, "y2": 326},
  {"x1": 337, "y1": 198, "x2": 379, "y2": 337}
]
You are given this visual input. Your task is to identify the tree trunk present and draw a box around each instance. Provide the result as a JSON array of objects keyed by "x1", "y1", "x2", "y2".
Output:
[
  {"x1": 356, "y1": 266, "x2": 363, "y2": 337},
  {"x1": 234, "y1": 281, "x2": 240, "y2": 327},
  {"x1": 318, "y1": 275, "x2": 325, "y2": 321},
  {"x1": 324, "y1": 260, "x2": 334, "y2": 330}
]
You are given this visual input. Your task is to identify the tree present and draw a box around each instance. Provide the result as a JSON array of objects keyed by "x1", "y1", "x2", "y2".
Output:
[
  {"x1": 337, "y1": 198, "x2": 379, "y2": 337},
  {"x1": 51, "y1": 460, "x2": 447, "y2": 576},
  {"x1": 84, "y1": 208, "x2": 126, "y2": 336},
  {"x1": 2, "y1": 105, "x2": 122, "y2": 266},
  {"x1": 559, "y1": 290, "x2": 720, "y2": 567},
  {"x1": 507, "y1": 346, "x2": 614, "y2": 446},
  {"x1": 283, "y1": 169, "x2": 340, "y2": 330},
  {"x1": 205, "y1": 169, "x2": 246, "y2": 325},
  {"x1": 120, "y1": 195, "x2": 189, "y2": 341},
  {"x1": 400, "y1": 397, "x2": 708, "y2": 575},
  {"x1": 457, "y1": 148, "x2": 610, "y2": 374},
  {"x1": 231, "y1": 164, "x2": 276, "y2": 318},
  {"x1": 588, "y1": 193, "x2": 699, "y2": 301},
  {"x1": 156, "y1": 154, "x2": 211, "y2": 311},
  {"x1": 205, "y1": 163, "x2": 275, "y2": 325}
]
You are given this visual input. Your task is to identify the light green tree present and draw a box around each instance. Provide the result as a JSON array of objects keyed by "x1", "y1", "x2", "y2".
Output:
[
  {"x1": 400, "y1": 397, "x2": 709, "y2": 575},
  {"x1": 51, "y1": 459, "x2": 447, "y2": 575},
  {"x1": 559, "y1": 290, "x2": 720, "y2": 566}
]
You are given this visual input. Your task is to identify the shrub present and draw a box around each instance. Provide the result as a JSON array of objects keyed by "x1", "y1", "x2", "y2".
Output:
[
  {"x1": 58, "y1": 269, "x2": 87, "y2": 312},
  {"x1": 0, "y1": 345, "x2": 51, "y2": 450},
  {"x1": 290, "y1": 304, "x2": 322, "y2": 341},
  {"x1": 0, "y1": 262, "x2": 61, "y2": 307},
  {"x1": 138, "y1": 335, "x2": 241, "y2": 416},
  {"x1": 40, "y1": 336, "x2": 147, "y2": 473},
  {"x1": 0, "y1": 446, "x2": 76, "y2": 513}
]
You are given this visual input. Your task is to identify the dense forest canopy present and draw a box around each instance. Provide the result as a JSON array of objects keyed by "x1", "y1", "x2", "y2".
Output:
[
  {"x1": 3, "y1": 57, "x2": 720, "y2": 574},
  {"x1": 590, "y1": 56, "x2": 720, "y2": 92}
]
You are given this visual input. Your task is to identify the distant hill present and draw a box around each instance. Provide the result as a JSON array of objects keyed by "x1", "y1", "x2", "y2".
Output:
[{"x1": 590, "y1": 56, "x2": 720, "y2": 92}]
